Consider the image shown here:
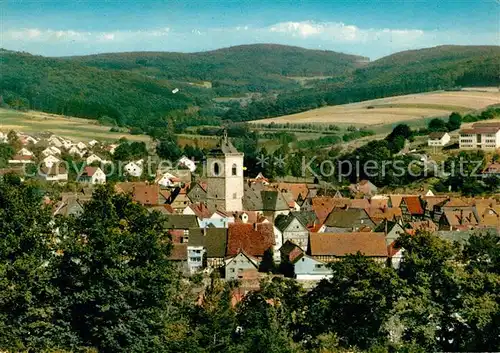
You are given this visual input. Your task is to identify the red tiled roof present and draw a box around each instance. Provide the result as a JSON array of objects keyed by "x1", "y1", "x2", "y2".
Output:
[
  {"x1": 312, "y1": 197, "x2": 350, "y2": 223},
  {"x1": 387, "y1": 241, "x2": 401, "y2": 258},
  {"x1": 275, "y1": 183, "x2": 309, "y2": 201},
  {"x1": 402, "y1": 196, "x2": 424, "y2": 215},
  {"x1": 189, "y1": 202, "x2": 212, "y2": 219},
  {"x1": 443, "y1": 198, "x2": 470, "y2": 208},
  {"x1": 11, "y1": 154, "x2": 33, "y2": 160},
  {"x1": 350, "y1": 199, "x2": 371, "y2": 209},
  {"x1": 83, "y1": 166, "x2": 98, "y2": 177},
  {"x1": 443, "y1": 210, "x2": 479, "y2": 227},
  {"x1": 226, "y1": 223, "x2": 275, "y2": 257},
  {"x1": 408, "y1": 220, "x2": 438, "y2": 232},
  {"x1": 133, "y1": 184, "x2": 160, "y2": 205},
  {"x1": 423, "y1": 196, "x2": 449, "y2": 210},
  {"x1": 309, "y1": 232, "x2": 387, "y2": 257},
  {"x1": 168, "y1": 243, "x2": 187, "y2": 260},
  {"x1": 370, "y1": 198, "x2": 389, "y2": 208},
  {"x1": 460, "y1": 127, "x2": 500, "y2": 134}
]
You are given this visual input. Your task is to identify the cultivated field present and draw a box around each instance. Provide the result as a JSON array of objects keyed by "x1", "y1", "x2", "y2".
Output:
[
  {"x1": 0, "y1": 109, "x2": 151, "y2": 143},
  {"x1": 251, "y1": 90, "x2": 500, "y2": 126}
]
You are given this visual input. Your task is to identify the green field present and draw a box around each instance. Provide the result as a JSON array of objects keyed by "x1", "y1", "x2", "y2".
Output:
[{"x1": 0, "y1": 109, "x2": 151, "y2": 143}]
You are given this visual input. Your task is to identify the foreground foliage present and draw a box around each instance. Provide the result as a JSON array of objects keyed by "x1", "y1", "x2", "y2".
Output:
[{"x1": 0, "y1": 179, "x2": 498, "y2": 352}]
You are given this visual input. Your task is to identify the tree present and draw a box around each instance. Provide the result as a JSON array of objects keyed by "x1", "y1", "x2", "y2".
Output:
[
  {"x1": 156, "y1": 137, "x2": 182, "y2": 162},
  {"x1": 0, "y1": 178, "x2": 68, "y2": 351},
  {"x1": 259, "y1": 248, "x2": 277, "y2": 273},
  {"x1": 53, "y1": 185, "x2": 178, "y2": 352},
  {"x1": 7, "y1": 130, "x2": 21, "y2": 150},
  {"x1": 0, "y1": 143, "x2": 15, "y2": 168},
  {"x1": 447, "y1": 112, "x2": 462, "y2": 131},
  {"x1": 186, "y1": 273, "x2": 237, "y2": 353},
  {"x1": 428, "y1": 118, "x2": 448, "y2": 132},
  {"x1": 303, "y1": 254, "x2": 401, "y2": 349},
  {"x1": 395, "y1": 232, "x2": 464, "y2": 351}
]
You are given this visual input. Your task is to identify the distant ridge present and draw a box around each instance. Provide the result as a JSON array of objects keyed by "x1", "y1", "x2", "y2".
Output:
[{"x1": 0, "y1": 44, "x2": 498, "y2": 127}]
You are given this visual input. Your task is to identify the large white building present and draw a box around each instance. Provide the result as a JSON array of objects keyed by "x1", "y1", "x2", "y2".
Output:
[
  {"x1": 206, "y1": 132, "x2": 244, "y2": 212},
  {"x1": 459, "y1": 122, "x2": 500, "y2": 150}
]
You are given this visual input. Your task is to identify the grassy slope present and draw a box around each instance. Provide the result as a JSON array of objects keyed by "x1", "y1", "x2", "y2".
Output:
[{"x1": 0, "y1": 109, "x2": 151, "y2": 143}]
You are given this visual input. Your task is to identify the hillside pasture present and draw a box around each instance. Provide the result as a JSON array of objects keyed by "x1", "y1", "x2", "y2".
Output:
[
  {"x1": 0, "y1": 109, "x2": 151, "y2": 143},
  {"x1": 250, "y1": 90, "x2": 500, "y2": 126}
]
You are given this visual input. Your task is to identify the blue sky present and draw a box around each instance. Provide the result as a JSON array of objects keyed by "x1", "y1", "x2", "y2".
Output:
[{"x1": 1, "y1": 0, "x2": 499, "y2": 59}]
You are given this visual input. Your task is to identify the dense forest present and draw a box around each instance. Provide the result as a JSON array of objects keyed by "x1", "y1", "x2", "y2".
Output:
[
  {"x1": 0, "y1": 179, "x2": 499, "y2": 353},
  {"x1": 67, "y1": 44, "x2": 368, "y2": 95},
  {"x1": 1, "y1": 45, "x2": 499, "y2": 130}
]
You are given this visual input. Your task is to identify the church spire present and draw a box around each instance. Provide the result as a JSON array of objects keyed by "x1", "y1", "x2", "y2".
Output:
[{"x1": 223, "y1": 128, "x2": 228, "y2": 145}]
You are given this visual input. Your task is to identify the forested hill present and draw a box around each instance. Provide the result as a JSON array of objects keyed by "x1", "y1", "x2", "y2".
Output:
[
  {"x1": 0, "y1": 49, "x2": 200, "y2": 127},
  {"x1": 65, "y1": 44, "x2": 369, "y2": 95},
  {"x1": 349, "y1": 45, "x2": 500, "y2": 87},
  {"x1": 224, "y1": 45, "x2": 500, "y2": 122},
  {"x1": 1, "y1": 44, "x2": 499, "y2": 129}
]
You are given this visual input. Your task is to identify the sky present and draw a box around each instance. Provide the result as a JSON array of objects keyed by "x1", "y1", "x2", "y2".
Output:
[{"x1": 1, "y1": 0, "x2": 499, "y2": 59}]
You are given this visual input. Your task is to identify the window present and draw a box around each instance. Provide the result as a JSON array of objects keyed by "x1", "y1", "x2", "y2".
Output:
[
  {"x1": 213, "y1": 161, "x2": 221, "y2": 176},
  {"x1": 232, "y1": 163, "x2": 237, "y2": 176},
  {"x1": 233, "y1": 193, "x2": 237, "y2": 199}
]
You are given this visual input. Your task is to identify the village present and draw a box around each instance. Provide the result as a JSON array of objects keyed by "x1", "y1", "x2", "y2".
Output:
[{"x1": 0, "y1": 127, "x2": 498, "y2": 295}]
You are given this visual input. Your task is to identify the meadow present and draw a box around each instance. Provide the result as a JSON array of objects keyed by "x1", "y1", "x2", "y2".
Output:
[
  {"x1": 0, "y1": 109, "x2": 151, "y2": 143},
  {"x1": 250, "y1": 90, "x2": 500, "y2": 126}
]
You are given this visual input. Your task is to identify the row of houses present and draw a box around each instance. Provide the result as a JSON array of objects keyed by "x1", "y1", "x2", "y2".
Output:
[{"x1": 55, "y1": 179, "x2": 497, "y2": 282}]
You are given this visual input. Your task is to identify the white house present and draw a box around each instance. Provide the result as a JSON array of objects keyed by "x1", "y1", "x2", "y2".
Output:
[
  {"x1": 48, "y1": 136, "x2": 63, "y2": 148},
  {"x1": 86, "y1": 154, "x2": 103, "y2": 165},
  {"x1": 76, "y1": 142, "x2": 87, "y2": 150},
  {"x1": 106, "y1": 144, "x2": 119, "y2": 155},
  {"x1": 198, "y1": 211, "x2": 235, "y2": 229},
  {"x1": 39, "y1": 164, "x2": 68, "y2": 182},
  {"x1": 124, "y1": 161, "x2": 143, "y2": 177},
  {"x1": 61, "y1": 139, "x2": 73, "y2": 150},
  {"x1": 0, "y1": 132, "x2": 7, "y2": 143},
  {"x1": 178, "y1": 156, "x2": 197, "y2": 172},
  {"x1": 42, "y1": 155, "x2": 61, "y2": 168},
  {"x1": 42, "y1": 146, "x2": 62, "y2": 157},
  {"x1": 428, "y1": 132, "x2": 451, "y2": 147},
  {"x1": 17, "y1": 148, "x2": 34, "y2": 156},
  {"x1": 68, "y1": 146, "x2": 86, "y2": 158},
  {"x1": 88, "y1": 140, "x2": 99, "y2": 147},
  {"x1": 80, "y1": 166, "x2": 106, "y2": 185},
  {"x1": 459, "y1": 122, "x2": 500, "y2": 150},
  {"x1": 155, "y1": 172, "x2": 181, "y2": 188},
  {"x1": 20, "y1": 135, "x2": 39, "y2": 145}
]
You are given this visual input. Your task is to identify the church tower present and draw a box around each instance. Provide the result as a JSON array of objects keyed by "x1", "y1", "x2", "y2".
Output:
[{"x1": 206, "y1": 131, "x2": 244, "y2": 212}]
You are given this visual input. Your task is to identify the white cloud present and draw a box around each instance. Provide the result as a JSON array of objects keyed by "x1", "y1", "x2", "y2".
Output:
[
  {"x1": 98, "y1": 33, "x2": 115, "y2": 41},
  {"x1": 0, "y1": 23, "x2": 495, "y2": 59},
  {"x1": 270, "y1": 21, "x2": 324, "y2": 38},
  {"x1": 268, "y1": 21, "x2": 424, "y2": 43},
  {"x1": 2, "y1": 27, "x2": 170, "y2": 44}
]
